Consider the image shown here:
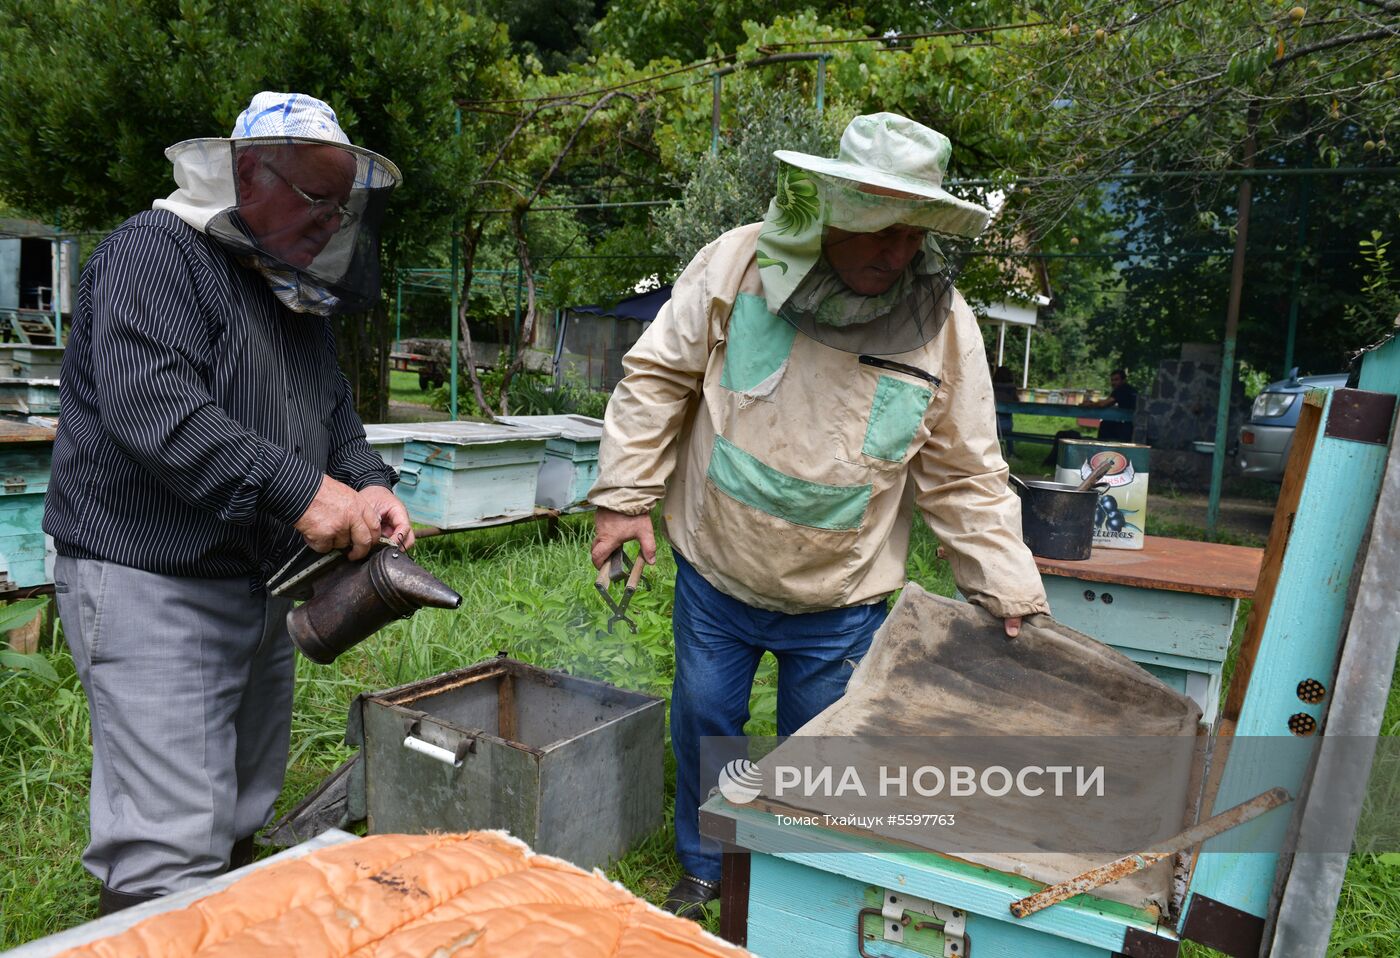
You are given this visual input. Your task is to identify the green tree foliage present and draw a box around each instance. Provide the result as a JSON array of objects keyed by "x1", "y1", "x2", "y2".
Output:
[
  {"x1": 450, "y1": 56, "x2": 672, "y2": 410},
  {"x1": 958, "y1": 2, "x2": 1400, "y2": 381},
  {"x1": 1090, "y1": 169, "x2": 1400, "y2": 377},
  {"x1": 653, "y1": 85, "x2": 838, "y2": 263},
  {"x1": 0, "y1": 0, "x2": 511, "y2": 270},
  {"x1": 540, "y1": 220, "x2": 668, "y2": 311},
  {"x1": 589, "y1": 0, "x2": 845, "y2": 65},
  {"x1": 587, "y1": 0, "x2": 1016, "y2": 66},
  {"x1": 985, "y1": 1, "x2": 1399, "y2": 231},
  {"x1": 1344, "y1": 229, "x2": 1400, "y2": 346},
  {"x1": 0, "y1": 0, "x2": 514, "y2": 416},
  {"x1": 492, "y1": 0, "x2": 608, "y2": 73},
  {"x1": 3, "y1": 0, "x2": 1395, "y2": 402}
]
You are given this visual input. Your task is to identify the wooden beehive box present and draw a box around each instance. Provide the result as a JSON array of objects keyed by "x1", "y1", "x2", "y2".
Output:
[
  {"x1": 5, "y1": 345, "x2": 64, "y2": 380},
  {"x1": 495, "y1": 414, "x2": 603, "y2": 510},
  {"x1": 362, "y1": 424, "x2": 416, "y2": 472},
  {"x1": 0, "y1": 378, "x2": 60, "y2": 416},
  {"x1": 393, "y1": 421, "x2": 559, "y2": 529},
  {"x1": 0, "y1": 420, "x2": 56, "y2": 590}
]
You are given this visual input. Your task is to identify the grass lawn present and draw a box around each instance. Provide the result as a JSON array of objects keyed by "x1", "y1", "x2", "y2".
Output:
[
  {"x1": 388, "y1": 367, "x2": 433, "y2": 407},
  {"x1": 2, "y1": 460, "x2": 1396, "y2": 950}
]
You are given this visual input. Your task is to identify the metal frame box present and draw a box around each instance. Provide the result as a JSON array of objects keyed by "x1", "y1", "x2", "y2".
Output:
[
  {"x1": 495, "y1": 414, "x2": 603, "y2": 510},
  {"x1": 355, "y1": 656, "x2": 664, "y2": 871}
]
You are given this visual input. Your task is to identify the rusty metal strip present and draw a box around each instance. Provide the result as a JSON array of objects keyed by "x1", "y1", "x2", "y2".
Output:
[
  {"x1": 1011, "y1": 852, "x2": 1170, "y2": 919},
  {"x1": 497, "y1": 672, "x2": 517, "y2": 742},
  {"x1": 1010, "y1": 788, "x2": 1289, "y2": 919},
  {"x1": 698, "y1": 807, "x2": 737, "y2": 845},
  {"x1": 1181, "y1": 894, "x2": 1266, "y2": 957},
  {"x1": 719, "y1": 851, "x2": 751, "y2": 946},
  {"x1": 1115, "y1": 927, "x2": 1180, "y2": 958},
  {"x1": 1324, "y1": 388, "x2": 1397, "y2": 444},
  {"x1": 376, "y1": 668, "x2": 507, "y2": 706}
]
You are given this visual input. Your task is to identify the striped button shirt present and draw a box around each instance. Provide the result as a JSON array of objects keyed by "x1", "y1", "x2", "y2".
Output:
[{"x1": 43, "y1": 209, "x2": 394, "y2": 588}]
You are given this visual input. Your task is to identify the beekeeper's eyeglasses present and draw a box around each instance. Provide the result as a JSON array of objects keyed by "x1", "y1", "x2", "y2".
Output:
[{"x1": 265, "y1": 164, "x2": 358, "y2": 229}]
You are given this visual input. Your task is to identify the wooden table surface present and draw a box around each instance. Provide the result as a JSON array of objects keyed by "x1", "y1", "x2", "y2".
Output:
[{"x1": 1034, "y1": 535, "x2": 1264, "y2": 599}]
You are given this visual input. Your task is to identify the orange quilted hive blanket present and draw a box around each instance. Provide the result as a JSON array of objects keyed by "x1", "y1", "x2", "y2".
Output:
[{"x1": 57, "y1": 832, "x2": 749, "y2": 958}]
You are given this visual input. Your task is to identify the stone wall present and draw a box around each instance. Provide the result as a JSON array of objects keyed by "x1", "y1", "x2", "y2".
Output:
[{"x1": 1133, "y1": 352, "x2": 1249, "y2": 490}]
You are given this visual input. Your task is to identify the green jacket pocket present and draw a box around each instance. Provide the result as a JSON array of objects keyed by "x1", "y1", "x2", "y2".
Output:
[{"x1": 862, "y1": 375, "x2": 932, "y2": 462}]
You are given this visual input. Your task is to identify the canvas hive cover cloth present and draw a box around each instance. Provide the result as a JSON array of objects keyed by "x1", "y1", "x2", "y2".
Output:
[
  {"x1": 748, "y1": 585, "x2": 1202, "y2": 914},
  {"x1": 54, "y1": 832, "x2": 751, "y2": 958}
]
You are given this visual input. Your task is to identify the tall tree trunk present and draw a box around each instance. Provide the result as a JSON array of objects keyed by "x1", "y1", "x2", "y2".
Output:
[
  {"x1": 1206, "y1": 107, "x2": 1259, "y2": 537},
  {"x1": 497, "y1": 205, "x2": 539, "y2": 415},
  {"x1": 370, "y1": 302, "x2": 389, "y2": 423},
  {"x1": 457, "y1": 218, "x2": 491, "y2": 416},
  {"x1": 333, "y1": 307, "x2": 388, "y2": 423}
]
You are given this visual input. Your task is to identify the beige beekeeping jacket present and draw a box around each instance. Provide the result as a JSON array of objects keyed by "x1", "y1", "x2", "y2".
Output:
[{"x1": 591, "y1": 223, "x2": 1048, "y2": 619}]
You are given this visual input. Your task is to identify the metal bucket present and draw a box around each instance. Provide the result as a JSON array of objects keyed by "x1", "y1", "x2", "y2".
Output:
[{"x1": 1015, "y1": 479, "x2": 1100, "y2": 560}]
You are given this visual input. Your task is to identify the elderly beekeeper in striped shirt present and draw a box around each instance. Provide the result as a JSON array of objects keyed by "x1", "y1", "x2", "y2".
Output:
[
  {"x1": 589, "y1": 113, "x2": 1049, "y2": 916},
  {"x1": 42, "y1": 93, "x2": 413, "y2": 915}
]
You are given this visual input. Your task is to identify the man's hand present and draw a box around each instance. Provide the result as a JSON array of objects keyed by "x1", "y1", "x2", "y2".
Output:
[
  {"x1": 294, "y1": 475, "x2": 379, "y2": 560},
  {"x1": 1004, "y1": 616, "x2": 1022, "y2": 639},
  {"x1": 591, "y1": 507, "x2": 657, "y2": 569},
  {"x1": 360, "y1": 484, "x2": 415, "y2": 550}
]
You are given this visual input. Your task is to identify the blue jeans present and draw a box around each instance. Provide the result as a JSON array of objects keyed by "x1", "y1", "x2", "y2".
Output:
[{"x1": 670, "y1": 551, "x2": 888, "y2": 881}]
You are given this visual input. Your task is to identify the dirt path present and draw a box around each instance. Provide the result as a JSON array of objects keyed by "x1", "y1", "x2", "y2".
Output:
[{"x1": 388, "y1": 401, "x2": 450, "y2": 423}]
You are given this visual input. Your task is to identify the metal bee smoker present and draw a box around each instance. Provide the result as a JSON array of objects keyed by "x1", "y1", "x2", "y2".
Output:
[{"x1": 268, "y1": 538, "x2": 462, "y2": 664}]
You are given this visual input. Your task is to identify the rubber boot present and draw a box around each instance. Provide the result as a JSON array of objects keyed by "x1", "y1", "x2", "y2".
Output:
[
  {"x1": 661, "y1": 875, "x2": 721, "y2": 920},
  {"x1": 98, "y1": 884, "x2": 158, "y2": 916}
]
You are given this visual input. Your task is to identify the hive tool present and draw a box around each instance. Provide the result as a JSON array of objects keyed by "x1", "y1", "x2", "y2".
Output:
[{"x1": 594, "y1": 547, "x2": 648, "y2": 633}]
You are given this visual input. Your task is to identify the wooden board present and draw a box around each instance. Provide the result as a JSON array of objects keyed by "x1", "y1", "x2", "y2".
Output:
[
  {"x1": 0, "y1": 419, "x2": 56, "y2": 443},
  {"x1": 707, "y1": 800, "x2": 1171, "y2": 955},
  {"x1": 1187, "y1": 364, "x2": 1399, "y2": 932},
  {"x1": 1034, "y1": 536, "x2": 1263, "y2": 599},
  {"x1": 1270, "y1": 383, "x2": 1400, "y2": 954},
  {"x1": 1216, "y1": 396, "x2": 1323, "y2": 735}
]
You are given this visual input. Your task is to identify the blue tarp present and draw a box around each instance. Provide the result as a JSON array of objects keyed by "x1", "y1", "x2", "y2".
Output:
[{"x1": 571, "y1": 285, "x2": 672, "y2": 324}]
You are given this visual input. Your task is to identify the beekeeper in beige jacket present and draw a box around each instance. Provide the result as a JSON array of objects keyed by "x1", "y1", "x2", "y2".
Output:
[{"x1": 589, "y1": 113, "x2": 1048, "y2": 916}]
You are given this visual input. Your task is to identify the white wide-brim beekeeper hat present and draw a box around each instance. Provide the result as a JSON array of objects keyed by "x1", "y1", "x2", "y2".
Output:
[{"x1": 154, "y1": 92, "x2": 402, "y2": 314}]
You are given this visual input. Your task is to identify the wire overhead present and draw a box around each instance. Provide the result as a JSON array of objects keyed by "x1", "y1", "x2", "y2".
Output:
[{"x1": 454, "y1": 17, "x2": 1053, "y2": 109}]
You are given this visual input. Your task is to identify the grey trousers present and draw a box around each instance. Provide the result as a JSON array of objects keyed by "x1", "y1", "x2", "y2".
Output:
[{"x1": 54, "y1": 555, "x2": 295, "y2": 896}]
